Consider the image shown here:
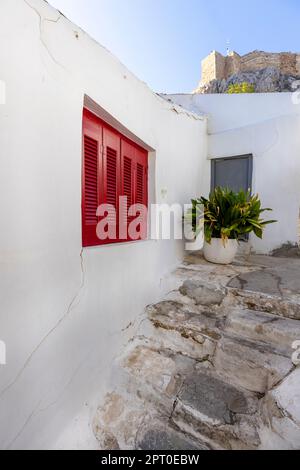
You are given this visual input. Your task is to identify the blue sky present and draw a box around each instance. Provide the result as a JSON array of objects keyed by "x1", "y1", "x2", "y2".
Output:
[{"x1": 49, "y1": 0, "x2": 300, "y2": 93}]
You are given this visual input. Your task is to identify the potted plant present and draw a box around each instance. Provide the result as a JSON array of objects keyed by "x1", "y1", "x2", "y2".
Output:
[{"x1": 191, "y1": 188, "x2": 276, "y2": 265}]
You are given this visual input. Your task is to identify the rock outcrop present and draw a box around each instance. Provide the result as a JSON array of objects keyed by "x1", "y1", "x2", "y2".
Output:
[{"x1": 195, "y1": 67, "x2": 300, "y2": 94}]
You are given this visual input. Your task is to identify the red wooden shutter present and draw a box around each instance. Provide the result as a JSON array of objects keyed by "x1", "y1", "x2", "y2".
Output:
[
  {"x1": 102, "y1": 127, "x2": 121, "y2": 243},
  {"x1": 136, "y1": 163, "x2": 145, "y2": 205},
  {"x1": 123, "y1": 157, "x2": 133, "y2": 208},
  {"x1": 82, "y1": 110, "x2": 102, "y2": 247},
  {"x1": 135, "y1": 147, "x2": 148, "y2": 206},
  {"x1": 133, "y1": 146, "x2": 148, "y2": 240},
  {"x1": 121, "y1": 140, "x2": 135, "y2": 241}
]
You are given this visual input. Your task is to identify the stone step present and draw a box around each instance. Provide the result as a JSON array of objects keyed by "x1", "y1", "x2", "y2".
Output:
[
  {"x1": 93, "y1": 391, "x2": 150, "y2": 450},
  {"x1": 225, "y1": 308, "x2": 300, "y2": 350},
  {"x1": 178, "y1": 280, "x2": 226, "y2": 307},
  {"x1": 146, "y1": 299, "x2": 298, "y2": 387},
  {"x1": 214, "y1": 333, "x2": 294, "y2": 394},
  {"x1": 120, "y1": 341, "x2": 196, "y2": 417},
  {"x1": 172, "y1": 367, "x2": 260, "y2": 450},
  {"x1": 164, "y1": 278, "x2": 229, "y2": 313},
  {"x1": 93, "y1": 390, "x2": 210, "y2": 450},
  {"x1": 146, "y1": 300, "x2": 222, "y2": 361},
  {"x1": 230, "y1": 288, "x2": 300, "y2": 321},
  {"x1": 227, "y1": 269, "x2": 300, "y2": 321},
  {"x1": 136, "y1": 422, "x2": 209, "y2": 451},
  {"x1": 120, "y1": 343, "x2": 261, "y2": 450},
  {"x1": 93, "y1": 254, "x2": 300, "y2": 450},
  {"x1": 179, "y1": 254, "x2": 300, "y2": 321}
]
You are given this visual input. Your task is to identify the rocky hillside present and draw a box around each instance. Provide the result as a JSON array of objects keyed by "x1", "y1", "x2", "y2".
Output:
[{"x1": 196, "y1": 67, "x2": 300, "y2": 94}]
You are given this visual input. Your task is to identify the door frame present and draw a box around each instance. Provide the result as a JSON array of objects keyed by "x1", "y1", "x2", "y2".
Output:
[{"x1": 211, "y1": 154, "x2": 253, "y2": 193}]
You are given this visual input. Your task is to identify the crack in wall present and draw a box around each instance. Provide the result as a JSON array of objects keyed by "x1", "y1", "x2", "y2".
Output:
[
  {"x1": 6, "y1": 399, "x2": 43, "y2": 450},
  {"x1": 25, "y1": 2, "x2": 205, "y2": 125},
  {"x1": 23, "y1": 0, "x2": 66, "y2": 69},
  {"x1": 0, "y1": 249, "x2": 86, "y2": 399}
]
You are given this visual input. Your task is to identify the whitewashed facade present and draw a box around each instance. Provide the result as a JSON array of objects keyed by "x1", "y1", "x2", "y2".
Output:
[
  {"x1": 165, "y1": 92, "x2": 300, "y2": 253},
  {"x1": 0, "y1": 0, "x2": 207, "y2": 449},
  {"x1": 0, "y1": 0, "x2": 299, "y2": 450}
]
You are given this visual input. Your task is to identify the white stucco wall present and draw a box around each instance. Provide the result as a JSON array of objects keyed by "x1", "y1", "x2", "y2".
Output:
[
  {"x1": 0, "y1": 0, "x2": 207, "y2": 449},
  {"x1": 166, "y1": 93, "x2": 300, "y2": 253}
]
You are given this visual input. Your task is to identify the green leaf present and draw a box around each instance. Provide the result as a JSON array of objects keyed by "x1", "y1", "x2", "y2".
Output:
[{"x1": 193, "y1": 188, "x2": 276, "y2": 242}]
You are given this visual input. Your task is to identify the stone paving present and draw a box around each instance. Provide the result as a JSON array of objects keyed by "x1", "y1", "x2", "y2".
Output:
[{"x1": 93, "y1": 253, "x2": 300, "y2": 450}]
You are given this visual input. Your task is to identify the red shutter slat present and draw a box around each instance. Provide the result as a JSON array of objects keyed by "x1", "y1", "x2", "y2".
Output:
[
  {"x1": 136, "y1": 163, "x2": 144, "y2": 205},
  {"x1": 84, "y1": 135, "x2": 98, "y2": 226},
  {"x1": 124, "y1": 157, "x2": 132, "y2": 199},
  {"x1": 121, "y1": 140, "x2": 135, "y2": 241},
  {"x1": 124, "y1": 156, "x2": 132, "y2": 210},
  {"x1": 106, "y1": 146, "x2": 117, "y2": 231},
  {"x1": 134, "y1": 147, "x2": 148, "y2": 240},
  {"x1": 102, "y1": 128, "x2": 121, "y2": 243},
  {"x1": 106, "y1": 148, "x2": 117, "y2": 205},
  {"x1": 123, "y1": 155, "x2": 133, "y2": 241},
  {"x1": 122, "y1": 156, "x2": 133, "y2": 228},
  {"x1": 135, "y1": 146, "x2": 148, "y2": 207}
]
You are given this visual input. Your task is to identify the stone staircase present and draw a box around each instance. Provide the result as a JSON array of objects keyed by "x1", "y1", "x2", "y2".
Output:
[{"x1": 93, "y1": 253, "x2": 300, "y2": 450}]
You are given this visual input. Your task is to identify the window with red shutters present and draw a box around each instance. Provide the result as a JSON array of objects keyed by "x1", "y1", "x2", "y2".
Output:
[{"x1": 82, "y1": 109, "x2": 148, "y2": 247}]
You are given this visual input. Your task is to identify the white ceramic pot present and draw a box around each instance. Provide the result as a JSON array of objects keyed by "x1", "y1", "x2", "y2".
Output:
[{"x1": 204, "y1": 238, "x2": 238, "y2": 265}]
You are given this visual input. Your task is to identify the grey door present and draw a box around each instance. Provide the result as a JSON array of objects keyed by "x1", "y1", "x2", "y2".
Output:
[{"x1": 211, "y1": 155, "x2": 253, "y2": 193}]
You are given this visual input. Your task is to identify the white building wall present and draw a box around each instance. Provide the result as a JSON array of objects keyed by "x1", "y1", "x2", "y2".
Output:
[
  {"x1": 166, "y1": 93, "x2": 300, "y2": 253},
  {"x1": 0, "y1": 0, "x2": 207, "y2": 449}
]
